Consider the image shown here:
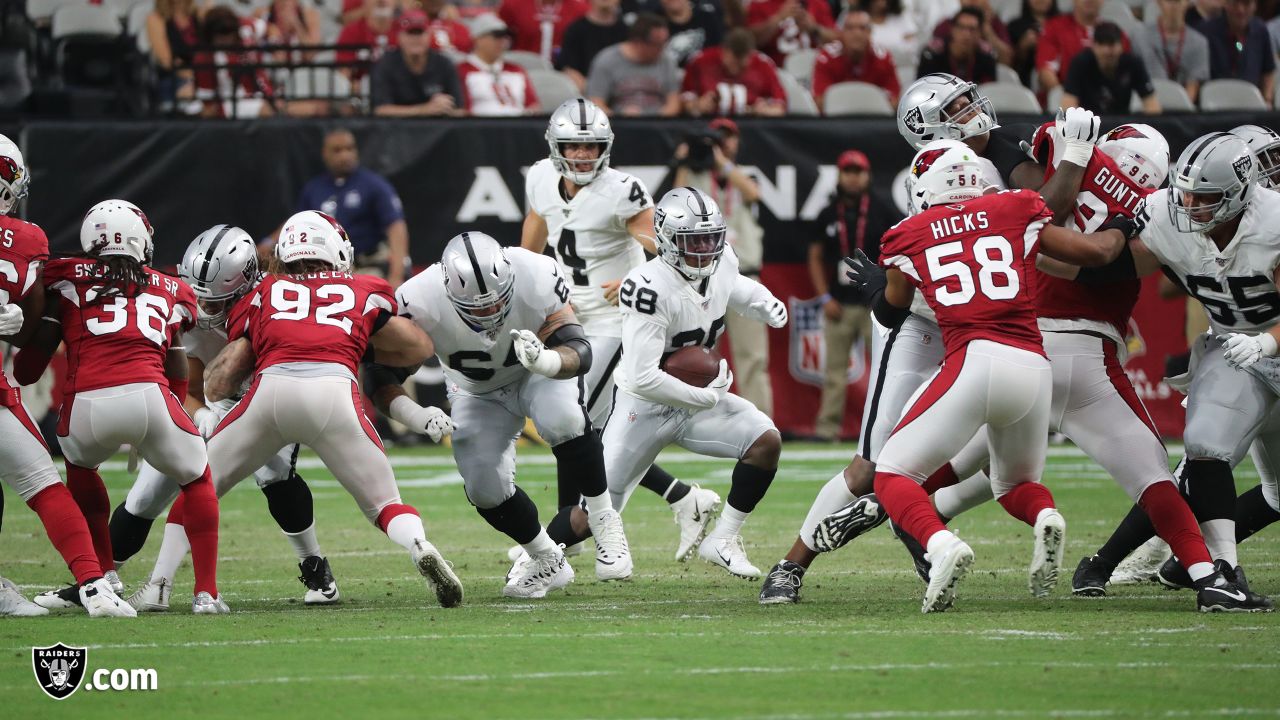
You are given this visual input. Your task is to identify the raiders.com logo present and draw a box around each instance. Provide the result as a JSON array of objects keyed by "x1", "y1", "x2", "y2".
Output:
[{"x1": 32, "y1": 643, "x2": 87, "y2": 700}]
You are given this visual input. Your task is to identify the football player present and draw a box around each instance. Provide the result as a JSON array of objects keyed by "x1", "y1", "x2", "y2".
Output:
[
  {"x1": 367, "y1": 231, "x2": 629, "y2": 596},
  {"x1": 112, "y1": 224, "x2": 341, "y2": 611},
  {"x1": 0, "y1": 138, "x2": 133, "y2": 618},
  {"x1": 520, "y1": 98, "x2": 721, "y2": 563},
  {"x1": 605, "y1": 187, "x2": 788, "y2": 579},
  {"x1": 199, "y1": 211, "x2": 463, "y2": 609}
]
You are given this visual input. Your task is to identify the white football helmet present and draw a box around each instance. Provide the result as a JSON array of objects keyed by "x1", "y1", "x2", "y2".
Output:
[
  {"x1": 0, "y1": 134, "x2": 29, "y2": 215},
  {"x1": 179, "y1": 224, "x2": 259, "y2": 329},
  {"x1": 896, "y1": 73, "x2": 999, "y2": 150},
  {"x1": 909, "y1": 140, "x2": 989, "y2": 209},
  {"x1": 276, "y1": 210, "x2": 353, "y2": 272},
  {"x1": 546, "y1": 98, "x2": 614, "y2": 185},
  {"x1": 1231, "y1": 124, "x2": 1280, "y2": 189},
  {"x1": 440, "y1": 231, "x2": 515, "y2": 332},
  {"x1": 1169, "y1": 132, "x2": 1256, "y2": 233},
  {"x1": 653, "y1": 186, "x2": 726, "y2": 279},
  {"x1": 80, "y1": 199, "x2": 154, "y2": 264},
  {"x1": 1097, "y1": 123, "x2": 1170, "y2": 191}
]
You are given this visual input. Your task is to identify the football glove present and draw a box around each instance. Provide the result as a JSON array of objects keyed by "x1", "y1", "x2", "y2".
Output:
[
  {"x1": 840, "y1": 249, "x2": 886, "y2": 302},
  {"x1": 510, "y1": 328, "x2": 563, "y2": 377},
  {"x1": 389, "y1": 396, "x2": 456, "y2": 443},
  {"x1": 751, "y1": 297, "x2": 788, "y2": 328},
  {"x1": 1056, "y1": 107, "x2": 1101, "y2": 167},
  {"x1": 1222, "y1": 332, "x2": 1279, "y2": 370},
  {"x1": 193, "y1": 407, "x2": 225, "y2": 439},
  {"x1": 707, "y1": 359, "x2": 733, "y2": 404},
  {"x1": 0, "y1": 303, "x2": 23, "y2": 336}
]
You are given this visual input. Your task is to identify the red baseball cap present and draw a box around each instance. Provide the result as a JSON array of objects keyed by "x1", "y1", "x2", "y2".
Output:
[
  {"x1": 399, "y1": 9, "x2": 429, "y2": 30},
  {"x1": 838, "y1": 149, "x2": 870, "y2": 171},
  {"x1": 709, "y1": 118, "x2": 739, "y2": 136}
]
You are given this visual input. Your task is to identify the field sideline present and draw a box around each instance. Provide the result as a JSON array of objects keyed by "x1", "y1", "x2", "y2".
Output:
[{"x1": 1, "y1": 441, "x2": 1278, "y2": 718}]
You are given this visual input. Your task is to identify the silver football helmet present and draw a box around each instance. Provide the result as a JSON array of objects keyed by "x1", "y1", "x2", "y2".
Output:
[
  {"x1": 654, "y1": 186, "x2": 726, "y2": 279},
  {"x1": 1231, "y1": 124, "x2": 1280, "y2": 189},
  {"x1": 896, "y1": 73, "x2": 999, "y2": 150},
  {"x1": 0, "y1": 134, "x2": 29, "y2": 215},
  {"x1": 179, "y1": 224, "x2": 259, "y2": 330},
  {"x1": 546, "y1": 98, "x2": 614, "y2": 185},
  {"x1": 440, "y1": 231, "x2": 515, "y2": 332},
  {"x1": 1169, "y1": 132, "x2": 1256, "y2": 234}
]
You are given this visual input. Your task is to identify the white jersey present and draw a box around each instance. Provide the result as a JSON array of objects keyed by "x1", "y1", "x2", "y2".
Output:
[
  {"x1": 526, "y1": 158, "x2": 651, "y2": 337},
  {"x1": 396, "y1": 248, "x2": 569, "y2": 395},
  {"x1": 181, "y1": 324, "x2": 242, "y2": 410},
  {"x1": 614, "y1": 247, "x2": 775, "y2": 411},
  {"x1": 1137, "y1": 187, "x2": 1280, "y2": 336}
]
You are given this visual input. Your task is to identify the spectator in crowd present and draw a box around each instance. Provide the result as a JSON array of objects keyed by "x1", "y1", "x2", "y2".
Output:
[
  {"x1": 341, "y1": 0, "x2": 368, "y2": 25},
  {"x1": 930, "y1": 0, "x2": 1012, "y2": 66},
  {"x1": 808, "y1": 149, "x2": 899, "y2": 442},
  {"x1": 746, "y1": 0, "x2": 837, "y2": 66},
  {"x1": 1062, "y1": 21, "x2": 1159, "y2": 113},
  {"x1": 293, "y1": 129, "x2": 411, "y2": 285},
  {"x1": 587, "y1": 13, "x2": 682, "y2": 115},
  {"x1": 1008, "y1": 0, "x2": 1057, "y2": 87},
  {"x1": 1036, "y1": 0, "x2": 1124, "y2": 97},
  {"x1": 671, "y1": 119, "x2": 772, "y2": 417},
  {"x1": 457, "y1": 14, "x2": 540, "y2": 114},
  {"x1": 861, "y1": 0, "x2": 920, "y2": 71},
  {"x1": 249, "y1": 0, "x2": 322, "y2": 64},
  {"x1": 682, "y1": 27, "x2": 787, "y2": 115},
  {"x1": 558, "y1": 0, "x2": 628, "y2": 91},
  {"x1": 371, "y1": 9, "x2": 464, "y2": 116},
  {"x1": 419, "y1": 0, "x2": 475, "y2": 54},
  {"x1": 337, "y1": 0, "x2": 401, "y2": 79},
  {"x1": 812, "y1": 9, "x2": 900, "y2": 111},
  {"x1": 917, "y1": 7, "x2": 999, "y2": 85},
  {"x1": 190, "y1": 6, "x2": 277, "y2": 118},
  {"x1": 1202, "y1": 0, "x2": 1275, "y2": 105},
  {"x1": 499, "y1": 0, "x2": 589, "y2": 61},
  {"x1": 1187, "y1": 0, "x2": 1222, "y2": 30},
  {"x1": 146, "y1": 0, "x2": 204, "y2": 102},
  {"x1": 1138, "y1": 0, "x2": 1210, "y2": 104},
  {"x1": 662, "y1": 0, "x2": 725, "y2": 67}
]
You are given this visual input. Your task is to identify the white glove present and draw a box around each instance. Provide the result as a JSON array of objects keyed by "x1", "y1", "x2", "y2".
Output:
[
  {"x1": 510, "y1": 329, "x2": 562, "y2": 377},
  {"x1": 1222, "y1": 332, "x2": 1279, "y2": 369},
  {"x1": 0, "y1": 303, "x2": 23, "y2": 336},
  {"x1": 1056, "y1": 107, "x2": 1101, "y2": 167},
  {"x1": 706, "y1": 359, "x2": 733, "y2": 405},
  {"x1": 193, "y1": 407, "x2": 225, "y2": 439},
  {"x1": 390, "y1": 395, "x2": 456, "y2": 443},
  {"x1": 751, "y1": 297, "x2": 788, "y2": 328}
]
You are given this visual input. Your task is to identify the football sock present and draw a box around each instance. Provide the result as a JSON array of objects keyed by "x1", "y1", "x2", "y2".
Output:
[
  {"x1": 261, "y1": 472, "x2": 314, "y2": 534},
  {"x1": 710, "y1": 505, "x2": 749, "y2": 539},
  {"x1": 283, "y1": 523, "x2": 323, "y2": 561},
  {"x1": 1094, "y1": 503, "x2": 1154, "y2": 567},
  {"x1": 547, "y1": 505, "x2": 590, "y2": 545},
  {"x1": 726, "y1": 461, "x2": 775, "y2": 514},
  {"x1": 640, "y1": 464, "x2": 691, "y2": 504},
  {"x1": 874, "y1": 472, "x2": 947, "y2": 549},
  {"x1": 522, "y1": 528, "x2": 557, "y2": 558},
  {"x1": 921, "y1": 463, "x2": 959, "y2": 494},
  {"x1": 109, "y1": 502, "x2": 155, "y2": 568},
  {"x1": 933, "y1": 471, "x2": 995, "y2": 520},
  {"x1": 27, "y1": 484, "x2": 101, "y2": 584},
  {"x1": 1235, "y1": 484, "x2": 1280, "y2": 542},
  {"x1": 583, "y1": 492, "x2": 611, "y2": 518},
  {"x1": 797, "y1": 471, "x2": 858, "y2": 552},
  {"x1": 65, "y1": 463, "x2": 113, "y2": 573},
  {"x1": 1182, "y1": 459, "x2": 1238, "y2": 566},
  {"x1": 925, "y1": 529, "x2": 962, "y2": 557},
  {"x1": 476, "y1": 487, "x2": 542, "y2": 545},
  {"x1": 996, "y1": 482, "x2": 1055, "y2": 526},
  {"x1": 1138, "y1": 480, "x2": 1212, "y2": 580},
  {"x1": 179, "y1": 468, "x2": 219, "y2": 597},
  {"x1": 553, "y1": 431, "x2": 608, "y2": 500},
  {"x1": 151, "y1": 520, "x2": 191, "y2": 585},
  {"x1": 377, "y1": 504, "x2": 426, "y2": 551}
]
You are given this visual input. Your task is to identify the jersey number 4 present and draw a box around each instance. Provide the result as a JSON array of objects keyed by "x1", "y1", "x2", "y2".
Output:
[
  {"x1": 924, "y1": 235, "x2": 1019, "y2": 306},
  {"x1": 269, "y1": 280, "x2": 357, "y2": 334}
]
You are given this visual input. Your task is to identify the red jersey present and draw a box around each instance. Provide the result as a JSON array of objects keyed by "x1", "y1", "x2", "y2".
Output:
[
  {"x1": 228, "y1": 272, "x2": 395, "y2": 377},
  {"x1": 1034, "y1": 14, "x2": 1129, "y2": 77},
  {"x1": 744, "y1": 0, "x2": 835, "y2": 65},
  {"x1": 0, "y1": 216, "x2": 50, "y2": 396},
  {"x1": 45, "y1": 258, "x2": 197, "y2": 393},
  {"x1": 879, "y1": 189, "x2": 1052, "y2": 357},
  {"x1": 681, "y1": 47, "x2": 787, "y2": 115},
  {"x1": 336, "y1": 19, "x2": 399, "y2": 69},
  {"x1": 426, "y1": 17, "x2": 472, "y2": 53},
  {"x1": 498, "y1": 0, "x2": 587, "y2": 58},
  {"x1": 1029, "y1": 122, "x2": 1150, "y2": 339},
  {"x1": 811, "y1": 41, "x2": 900, "y2": 104}
]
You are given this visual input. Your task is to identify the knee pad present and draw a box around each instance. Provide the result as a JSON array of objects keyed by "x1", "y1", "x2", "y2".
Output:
[{"x1": 1181, "y1": 458, "x2": 1236, "y2": 521}]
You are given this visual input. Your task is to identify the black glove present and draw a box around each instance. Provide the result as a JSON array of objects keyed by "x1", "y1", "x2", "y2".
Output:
[{"x1": 840, "y1": 249, "x2": 886, "y2": 303}]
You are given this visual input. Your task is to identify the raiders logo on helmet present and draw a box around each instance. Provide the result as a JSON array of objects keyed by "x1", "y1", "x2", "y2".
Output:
[
  {"x1": 1232, "y1": 154, "x2": 1255, "y2": 184},
  {"x1": 903, "y1": 107, "x2": 924, "y2": 134}
]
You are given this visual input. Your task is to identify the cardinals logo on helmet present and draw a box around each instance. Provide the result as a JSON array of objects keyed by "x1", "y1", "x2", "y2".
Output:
[
  {"x1": 1104, "y1": 125, "x2": 1149, "y2": 142},
  {"x1": 912, "y1": 148, "x2": 950, "y2": 179},
  {"x1": 0, "y1": 156, "x2": 22, "y2": 185},
  {"x1": 130, "y1": 206, "x2": 154, "y2": 236}
]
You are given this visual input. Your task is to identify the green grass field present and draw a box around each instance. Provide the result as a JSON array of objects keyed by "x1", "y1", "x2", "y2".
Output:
[{"x1": 1, "y1": 442, "x2": 1278, "y2": 719}]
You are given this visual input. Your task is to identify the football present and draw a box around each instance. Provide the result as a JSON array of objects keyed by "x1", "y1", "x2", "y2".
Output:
[{"x1": 662, "y1": 345, "x2": 722, "y2": 387}]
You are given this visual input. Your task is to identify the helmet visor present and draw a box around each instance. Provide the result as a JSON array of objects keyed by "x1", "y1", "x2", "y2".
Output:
[{"x1": 676, "y1": 228, "x2": 726, "y2": 269}]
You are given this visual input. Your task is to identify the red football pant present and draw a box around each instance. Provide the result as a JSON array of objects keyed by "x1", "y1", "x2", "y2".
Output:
[
  {"x1": 996, "y1": 482, "x2": 1056, "y2": 526},
  {"x1": 65, "y1": 463, "x2": 113, "y2": 573},
  {"x1": 874, "y1": 471, "x2": 948, "y2": 548},
  {"x1": 1140, "y1": 480, "x2": 1211, "y2": 569}
]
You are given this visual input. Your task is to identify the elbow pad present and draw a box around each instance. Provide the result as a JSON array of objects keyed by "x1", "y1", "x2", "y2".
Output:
[
  {"x1": 1075, "y1": 242, "x2": 1136, "y2": 285},
  {"x1": 546, "y1": 323, "x2": 592, "y2": 375},
  {"x1": 363, "y1": 362, "x2": 416, "y2": 398},
  {"x1": 870, "y1": 288, "x2": 910, "y2": 329}
]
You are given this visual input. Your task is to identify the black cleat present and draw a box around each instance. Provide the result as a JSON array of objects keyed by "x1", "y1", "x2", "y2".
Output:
[
  {"x1": 1197, "y1": 562, "x2": 1273, "y2": 613},
  {"x1": 889, "y1": 521, "x2": 930, "y2": 583},
  {"x1": 811, "y1": 494, "x2": 889, "y2": 553},
  {"x1": 298, "y1": 556, "x2": 340, "y2": 605},
  {"x1": 1156, "y1": 556, "x2": 1195, "y2": 590},
  {"x1": 1071, "y1": 555, "x2": 1114, "y2": 597},
  {"x1": 32, "y1": 582, "x2": 83, "y2": 610},
  {"x1": 758, "y1": 560, "x2": 805, "y2": 605}
]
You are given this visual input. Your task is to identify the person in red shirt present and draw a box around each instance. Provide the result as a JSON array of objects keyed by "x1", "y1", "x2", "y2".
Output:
[
  {"x1": 337, "y1": 0, "x2": 400, "y2": 78},
  {"x1": 498, "y1": 0, "x2": 588, "y2": 61},
  {"x1": 681, "y1": 27, "x2": 787, "y2": 116},
  {"x1": 812, "y1": 9, "x2": 900, "y2": 112},
  {"x1": 1035, "y1": 0, "x2": 1128, "y2": 97},
  {"x1": 746, "y1": 0, "x2": 836, "y2": 66},
  {"x1": 457, "y1": 14, "x2": 540, "y2": 115},
  {"x1": 916, "y1": 8, "x2": 1000, "y2": 87},
  {"x1": 422, "y1": 0, "x2": 474, "y2": 54}
]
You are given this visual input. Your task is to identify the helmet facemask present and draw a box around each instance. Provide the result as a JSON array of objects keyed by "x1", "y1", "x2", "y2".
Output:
[
  {"x1": 549, "y1": 139, "x2": 612, "y2": 186},
  {"x1": 939, "y1": 88, "x2": 998, "y2": 144},
  {"x1": 444, "y1": 265, "x2": 515, "y2": 332}
]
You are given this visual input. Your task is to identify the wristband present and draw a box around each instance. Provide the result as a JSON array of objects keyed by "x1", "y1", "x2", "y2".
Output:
[
  {"x1": 1262, "y1": 333, "x2": 1279, "y2": 358},
  {"x1": 1061, "y1": 141, "x2": 1093, "y2": 168},
  {"x1": 819, "y1": 293, "x2": 832, "y2": 302},
  {"x1": 389, "y1": 394, "x2": 427, "y2": 427}
]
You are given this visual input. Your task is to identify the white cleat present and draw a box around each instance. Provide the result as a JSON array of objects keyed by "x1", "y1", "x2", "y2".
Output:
[
  {"x1": 587, "y1": 508, "x2": 633, "y2": 581},
  {"x1": 0, "y1": 577, "x2": 48, "y2": 616},
  {"x1": 507, "y1": 541, "x2": 583, "y2": 563},
  {"x1": 1111, "y1": 537, "x2": 1171, "y2": 586},
  {"x1": 413, "y1": 539, "x2": 464, "y2": 608},
  {"x1": 33, "y1": 584, "x2": 82, "y2": 610},
  {"x1": 191, "y1": 591, "x2": 230, "y2": 614},
  {"x1": 672, "y1": 485, "x2": 722, "y2": 562},
  {"x1": 104, "y1": 570, "x2": 125, "y2": 594},
  {"x1": 80, "y1": 579, "x2": 137, "y2": 618},
  {"x1": 503, "y1": 548, "x2": 574, "y2": 599},
  {"x1": 1029, "y1": 510, "x2": 1067, "y2": 598},
  {"x1": 922, "y1": 536, "x2": 974, "y2": 614},
  {"x1": 127, "y1": 578, "x2": 172, "y2": 612},
  {"x1": 698, "y1": 534, "x2": 761, "y2": 579}
]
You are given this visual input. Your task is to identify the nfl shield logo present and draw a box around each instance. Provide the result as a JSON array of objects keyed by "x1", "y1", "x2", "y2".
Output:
[
  {"x1": 787, "y1": 296, "x2": 866, "y2": 387},
  {"x1": 32, "y1": 643, "x2": 87, "y2": 700}
]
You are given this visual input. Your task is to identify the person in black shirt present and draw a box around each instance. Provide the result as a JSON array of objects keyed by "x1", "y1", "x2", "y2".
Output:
[
  {"x1": 557, "y1": 0, "x2": 630, "y2": 91},
  {"x1": 1062, "y1": 21, "x2": 1161, "y2": 115},
  {"x1": 661, "y1": 0, "x2": 724, "y2": 66},
  {"x1": 808, "y1": 149, "x2": 901, "y2": 441},
  {"x1": 916, "y1": 7, "x2": 999, "y2": 85},
  {"x1": 370, "y1": 9, "x2": 463, "y2": 116}
]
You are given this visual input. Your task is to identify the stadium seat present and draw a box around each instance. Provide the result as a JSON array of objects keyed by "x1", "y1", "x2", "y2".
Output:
[
  {"x1": 778, "y1": 69, "x2": 817, "y2": 115},
  {"x1": 822, "y1": 81, "x2": 893, "y2": 116},
  {"x1": 0, "y1": 49, "x2": 33, "y2": 110},
  {"x1": 783, "y1": 47, "x2": 817, "y2": 89},
  {"x1": 289, "y1": 66, "x2": 352, "y2": 100},
  {"x1": 995, "y1": 63, "x2": 1020, "y2": 86},
  {"x1": 1100, "y1": 0, "x2": 1141, "y2": 41},
  {"x1": 1199, "y1": 78, "x2": 1267, "y2": 111},
  {"x1": 1045, "y1": 84, "x2": 1063, "y2": 111},
  {"x1": 526, "y1": 68, "x2": 577, "y2": 110},
  {"x1": 1151, "y1": 78, "x2": 1194, "y2": 112},
  {"x1": 977, "y1": 81, "x2": 1041, "y2": 113},
  {"x1": 503, "y1": 50, "x2": 551, "y2": 72},
  {"x1": 52, "y1": 4, "x2": 123, "y2": 39},
  {"x1": 26, "y1": 0, "x2": 85, "y2": 26}
]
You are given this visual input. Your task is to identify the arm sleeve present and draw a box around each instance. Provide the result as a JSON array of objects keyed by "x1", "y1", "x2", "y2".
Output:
[
  {"x1": 728, "y1": 273, "x2": 776, "y2": 321},
  {"x1": 620, "y1": 314, "x2": 719, "y2": 410}
]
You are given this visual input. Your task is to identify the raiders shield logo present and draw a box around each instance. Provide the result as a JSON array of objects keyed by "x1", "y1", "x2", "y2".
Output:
[
  {"x1": 32, "y1": 643, "x2": 87, "y2": 700},
  {"x1": 1232, "y1": 154, "x2": 1254, "y2": 183},
  {"x1": 903, "y1": 107, "x2": 924, "y2": 133}
]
